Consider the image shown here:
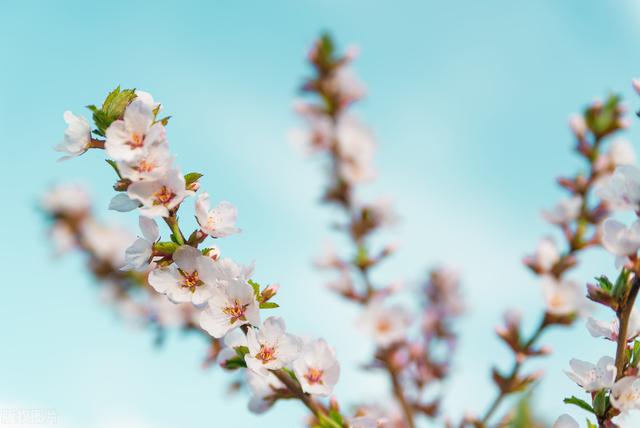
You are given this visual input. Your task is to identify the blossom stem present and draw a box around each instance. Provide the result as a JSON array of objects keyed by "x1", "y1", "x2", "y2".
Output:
[
  {"x1": 480, "y1": 315, "x2": 548, "y2": 426},
  {"x1": 164, "y1": 215, "x2": 186, "y2": 246},
  {"x1": 381, "y1": 352, "x2": 416, "y2": 428},
  {"x1": 89, "y1": 138, "x2": 105, "y2": 149},
  {"x1": 271, "y1": 369, "x2": 341, "y2": 427},
  {"x1": 614, "y1": 275, "x2": 640, "y2": 379}
]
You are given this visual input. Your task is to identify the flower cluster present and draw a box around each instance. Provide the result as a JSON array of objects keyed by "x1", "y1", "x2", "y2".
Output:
[
  {"x1": 294, "y1": 34, "x2": 463, "y2": 428},
  {"x1": 471, "y1": 95, "x2": 630, "y2": 427},
  {"x1": 546, "y1": 91, "x2": 640, "y2": 427},
  {"x1": 52, "y1": 87, "x2": 346, "y2": 427}
]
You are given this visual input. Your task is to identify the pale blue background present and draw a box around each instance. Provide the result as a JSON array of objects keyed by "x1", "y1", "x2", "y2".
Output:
[{"x1": 2, "y1": 1, "x2": 640, "y2": 427}]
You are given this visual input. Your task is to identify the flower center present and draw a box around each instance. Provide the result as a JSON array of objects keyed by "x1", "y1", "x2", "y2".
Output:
[
  {"x1": 376, "y1": 319, "x2": 392, "y2": 334},
  {"x1": 256, "y1": 345, "x2": 277, "y2": 363},
  {"x1": 223, "y1": 299, "x2": 248, "y2": 323},
  {"x1": 180, "y1": 270, "x2": 201, "y2": 291},
  {"x1": 304, "y1": 367, "x2": 324, "y2": 385},
  {"x1": 137, "y1": 159, "x2": 156, "y2": 173},
  {"x1": 153, "y1": 186, "x2": 176, "y2": 206},
  {"x1": 205, "y1": 215, "x2": 217, "y2": 230},
  {"x1": 127, "y1": 132, "x2": 145, "y2": 149}
]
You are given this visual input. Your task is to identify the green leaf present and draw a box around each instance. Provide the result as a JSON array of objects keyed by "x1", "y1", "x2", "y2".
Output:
[
  {"x1": 593, "y1": 390, "x2": 607, "y2": 416},
  {"x1": 632, "y1": 341, "x2": 640, "y2": 367},
  {"x1": 613, "y1": 268, "x2": 630, "y2": 299},
  {"x1": 563, "y1": 396, "x2": 594, "y2": 414},
  {"x1": 259, "y1": 302, "x2": 279, "y2": 309},
  {"x1": 248, "y1": 279, "x2": 261, "y2": 297},
  {"x1": 157, "y1": 115, "x2": 171, "y2": 126},
  {"x1": 282, "y1": 367, "x2": 297, "y2": 381},
  {"x1": 90, "y1": 86, "x2": 136, "y2": 136},
  {"x1": 222, "y1": 356, "x2": 247, "y2": 369},
  {"x1": 105, "y1": 159, "x2": 122, "y2": 179},
  {"x1": 595, "y1": 275, "x2": 613, "y2": 292},
  {"x1": 184, "y1": 172, "x2": 203, "y2": 188},
  {"x1": 234, "y1": 345, "x2": 249, "y2": 358}
]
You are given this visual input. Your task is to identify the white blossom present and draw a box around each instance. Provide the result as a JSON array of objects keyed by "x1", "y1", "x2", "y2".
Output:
[
  {"x1": 55, "y1": 111, "x2": 91, "y2": 160},
  {"x1": 564, "y1": 356, "x2": 616, "y2": 392},
  {"x1": 105, "y1": 99, "x2": 166, "y2": 163},
  {"x1": 541, "y1": 196, "x2": 582, "y2": 225},
  {"x1": 595, "y1": 165, "x2": 640, "y2": 211},
  {"x1": 336, "y1": 116, "x2": 376, "y2": 184},
  {"x1": 541, "y1": 276, "x2": 585, "y2": 316},
  {"x1": 199, "y1": 278, "x2": 260, "y2": 338},
  {"x1": 357, "y1": 302, "x2": 411, "y2": 348},
  {"x1": 611, "y1": 376, "x2": 640, "y2": 412},
  {"x1": 552, "y1": 414, "x2": 578, "y2": 428},
  {"x1": 148, "y1": 245, "x2": 217, "y2": 305},
  {"x1": 117, "y1": 144, "x2": 173, "y2": 182},
  {"x1": 81, "y1": 220, "x2": 133, "y2": 268},
  {"x1": 108, "y1": 193, "x2": 141, "y2": 212},
  {"x1": 609, "y1": 138, "x2": 636, "y2": 167},
  {"x1": 292, "y1": 338, "x2": 340, "y2": 396},
  {"x1": 127, "y1": 169, "x2": 190, "y2": 217},
  {"x1": 246, "y1": 370, "x2": 284, "y2": 414},
  {"x1": 195, "y1": 192, "x2": 240, "y2": 238},
  {"x1": 211, "y1": 258, "x2": 255, "y2": 286},
  {"x1": 42, "y1": 183, "x2": 91, "y2": 216},
  {"x1": 134, "y1": 90, "x2": 161, "y2": 111},
  {"x1": 587, "y1": 311, "x2": 640, "y2": 341},
  {"x1": 50, "y1": 222, "x2": 75, "y2": 255},
  {"x1": 122, "y1": 216, "x2": 159, "y2": 271},
  {"x1": 526, "y1": 237, "x2": 560, "y2": 272},
  {"x1": 245, "y1": 317, "x2": 301, "y2": 375},
  {"x1": 601, "y1": 218, "x2": 640, "y2": 257}
]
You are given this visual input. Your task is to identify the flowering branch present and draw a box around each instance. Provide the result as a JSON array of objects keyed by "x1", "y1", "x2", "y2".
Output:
[
  {"x1": 470, "y1": 95, "x2": 630, "y2": 428},
  {"x1": 49, "y1": 87, "x2": 348, "y2": 427},
  {"x1": 293, "y1": 33, "x2": 462, "y2": 427}
]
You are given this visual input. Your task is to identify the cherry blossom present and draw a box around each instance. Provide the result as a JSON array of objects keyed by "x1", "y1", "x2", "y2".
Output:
[
  {"x1": 611, "y1": 376, "x2": 640, "y2": 412},
  {"x1": 552, "y1": 414, "x2": 578, "y2": 428},
  {"x1": 117, "y1": 144, "x2": 173, "y2": 182},
  {"x1": 541, "y1": 196, "x2": 582, "y2": 225},
  {"x1": 587, "y1": 311, "x2": 640, "y2": 342},
  {"x1": 199, "y1": 278, "x2": 260, "y2": 338},
  {"x1": 541, "y1": 275, "x2": 585, "y2": 316},
  {"x1": 595, "y1": 165, "x2": 640, "y2": 211},
  {"x1": 564, "y1": 356, "x2": 616, "y2": 392},
  {"x1": 246, "y1": 370, "x2": 285, "y2": 414},
  {"x1": 122, "y1": 216, "x2": 159, "y2": 271},
  {"x1": 105, "y1": 98, "x2": 166, "y2": 163},
  {"x1": 336, "y1": 116, "x2": 376, "y2": 184},
  {"x1": 245, "y1": 317, "x2": 301, "y2": 375},
  {"x1": 601, "y1": 218, "x2": 640, "y2": 257},
  {"x1": 41, "y1": 183, "x2": 91, "y2": 216},
  {"x1": 524, "y1": 237, "x2": 560, "y2": 272},
  {"x1": 127, "y1": 169, "x2": 190, "y2": 217},
  {"x1": 148, "y1": 245, "x2": 217, "y2": 305},
  {"x1": 357, "y1": 302, "x2": 411, "y2": 348},
  {"x1": 55, "y1": 111, "x2": 91, "y2": 160},
  {"x1": 292, "y1": 338, "x2": 340, "y2": 396},
  {"x1": 195, "y1": 192, "x2": 240, "y2": 238}
]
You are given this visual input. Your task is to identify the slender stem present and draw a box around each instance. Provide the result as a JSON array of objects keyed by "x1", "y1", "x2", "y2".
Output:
[
  {"x1": 381, "y1": 354, "x2": 416, "y2": 428},
  {"x1": 480, "y1": 316, "x2": 548, "y2": 425},
  {"x1": 164, "y1": 216, "x2": 185, "y2": 245},
  {"x1": 271, "y1": 369, "x2": 341, "y2": 427},
  {"x1": 614, "y1": 276, "x2": 640, "y2": 379}
]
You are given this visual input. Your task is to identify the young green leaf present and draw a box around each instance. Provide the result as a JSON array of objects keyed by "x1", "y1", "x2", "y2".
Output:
[{"x1": 563, "y1": 396, "x2": 595, "y2": 414}]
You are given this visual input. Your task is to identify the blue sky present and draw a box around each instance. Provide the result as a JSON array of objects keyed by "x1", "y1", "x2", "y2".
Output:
[{"x1": 2, "y1": 0, "x2": 640, "y2": 426}]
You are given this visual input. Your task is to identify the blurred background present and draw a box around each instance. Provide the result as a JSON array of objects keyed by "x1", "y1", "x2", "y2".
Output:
[{"x1": 2, "y1": 0, "x2": 640, "y2": 426}]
